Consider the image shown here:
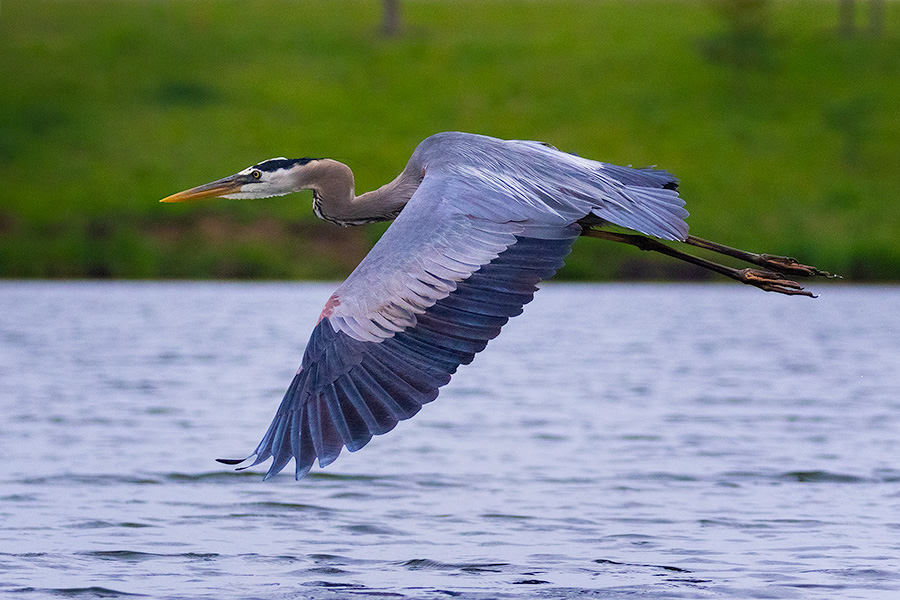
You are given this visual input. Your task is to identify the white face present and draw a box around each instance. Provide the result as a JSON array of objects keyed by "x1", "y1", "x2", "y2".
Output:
[{"x1": 221, "y1": 157, "x2": 311, "y2": 200}]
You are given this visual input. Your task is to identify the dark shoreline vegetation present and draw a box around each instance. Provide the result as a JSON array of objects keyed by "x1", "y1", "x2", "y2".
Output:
[{"x1": 2, "y1": 0, "x2": 898, "y2": 281}]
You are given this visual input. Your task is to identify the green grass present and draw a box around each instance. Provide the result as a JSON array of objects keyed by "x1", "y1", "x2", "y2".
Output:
[{"x1": 2, "y1": 0, "x2": 899, "y2": 280}]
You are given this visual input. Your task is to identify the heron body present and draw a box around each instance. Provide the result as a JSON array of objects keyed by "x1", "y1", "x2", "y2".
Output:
[{"x1": 162, "y1": 132, "x2": 831, "y2": 479}]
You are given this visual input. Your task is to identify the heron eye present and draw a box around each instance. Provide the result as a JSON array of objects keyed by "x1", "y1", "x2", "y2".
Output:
[{"x1": 251, "y1": 170, "x2": 262, "y2": 179}]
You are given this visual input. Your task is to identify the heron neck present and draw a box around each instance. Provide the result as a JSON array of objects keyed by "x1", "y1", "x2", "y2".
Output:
[{"x1": 303, "y1": 159, "x2": 419, "y2": 226}]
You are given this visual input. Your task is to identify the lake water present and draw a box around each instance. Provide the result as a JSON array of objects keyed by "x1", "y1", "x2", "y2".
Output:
[{"x1": 1, "y1": 281, "x2": 899, "y2": 599}]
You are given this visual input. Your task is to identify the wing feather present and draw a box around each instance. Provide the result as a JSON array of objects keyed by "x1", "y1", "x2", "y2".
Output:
[{"x1": 348, "y1": 366, "x2": 404, "y2": 424}]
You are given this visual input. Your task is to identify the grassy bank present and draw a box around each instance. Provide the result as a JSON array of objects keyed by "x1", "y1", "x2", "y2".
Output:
[{"x1": 2, "y1": 0, "x2": 898, "y2": 280}]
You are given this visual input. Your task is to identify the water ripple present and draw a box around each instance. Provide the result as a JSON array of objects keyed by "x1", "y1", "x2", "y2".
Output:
[
  {"x1": 67, "y1": 521, "x2": 154, "y2": 530},
  {"x1": 76, "y1": 551, "x2": 220, "y2": 562},
  {"x1": 8, "y1": 587, "x2": 148, "y2": 598},
  {"x1": 400, "y1": 559, "x2": 510, "y2": 573}
]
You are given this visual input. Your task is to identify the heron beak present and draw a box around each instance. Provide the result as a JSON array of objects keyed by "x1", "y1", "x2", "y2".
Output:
[{"x1": 160, "y1": 175, "x2": 244, "y2": 203}]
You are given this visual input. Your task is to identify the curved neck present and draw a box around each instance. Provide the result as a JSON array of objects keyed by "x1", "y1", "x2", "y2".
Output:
[{"x1": 298, "y1": 159, "x2": 419, "y2": 227}]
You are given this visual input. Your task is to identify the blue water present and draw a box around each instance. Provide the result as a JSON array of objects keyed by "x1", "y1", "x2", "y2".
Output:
[{"x1": 1, "y1": 281, "x2": 899, "y2": 599}]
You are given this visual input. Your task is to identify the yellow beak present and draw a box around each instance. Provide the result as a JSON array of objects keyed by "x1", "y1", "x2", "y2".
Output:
[{"x1": 159, "y1": 175, "x2": 244, "y2": 203}]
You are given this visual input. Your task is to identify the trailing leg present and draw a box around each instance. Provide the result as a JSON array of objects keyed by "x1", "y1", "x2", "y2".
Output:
[
  {"x1": 684, "y1": 236, "x2": 836, "y2": 279},
  {"x1": 581, "y1": 228, "x2": 831, "y2": 297}
]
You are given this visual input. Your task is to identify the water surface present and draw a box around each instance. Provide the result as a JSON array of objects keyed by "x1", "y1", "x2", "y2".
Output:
[{"x1": 1, "y1": 281, "x2": 899, "y2": 599}]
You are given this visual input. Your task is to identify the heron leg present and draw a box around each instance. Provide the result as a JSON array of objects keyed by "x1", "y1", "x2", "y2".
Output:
[
  {"x1": 684, "y1": 235, "x2": 836, "y2": 279},
  {"x1": 581, "y1": 229, "x2": 824, "y2": 297}
]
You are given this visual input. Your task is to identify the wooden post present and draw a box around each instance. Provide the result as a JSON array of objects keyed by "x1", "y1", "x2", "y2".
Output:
[
  {"x1": 381, "y1": 0, "x2": 401, "y2": 37},
  {"x1": 869, "y1": 0, "x2": 885, "y2": 35},
  {"x1": 839, "y1": 0, "x2": 855, "y2": 35}
]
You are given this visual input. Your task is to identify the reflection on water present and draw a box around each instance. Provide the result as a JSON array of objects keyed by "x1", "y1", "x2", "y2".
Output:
[{"x1": 1, "y1": 281, "x2": 899, "y2": 599}]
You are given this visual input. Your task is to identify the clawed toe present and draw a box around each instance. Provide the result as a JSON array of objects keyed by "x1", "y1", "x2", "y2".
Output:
[
  {"x1": 757, "y1": 254, "x2": 840, "y2": 280},
  {"x1": 739, "y1": 268, "x2": 816, "y2": 297}
]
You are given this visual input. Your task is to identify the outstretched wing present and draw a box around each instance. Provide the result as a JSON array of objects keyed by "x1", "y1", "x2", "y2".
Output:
[{"x1": 226, "y1": 173, "x2": 579, "y2": 479}]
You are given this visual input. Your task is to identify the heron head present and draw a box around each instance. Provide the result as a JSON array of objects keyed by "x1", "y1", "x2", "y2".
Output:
[{"x1": 160, "y1": 157, "x2": 319, "y2": 202}]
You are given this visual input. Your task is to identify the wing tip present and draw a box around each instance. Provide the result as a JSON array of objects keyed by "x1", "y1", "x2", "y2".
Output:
[{"x1": 216, "y1": 454, "x2": 260, "y2": 471}]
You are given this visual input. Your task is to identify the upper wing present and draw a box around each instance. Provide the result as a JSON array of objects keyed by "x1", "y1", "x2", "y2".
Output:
[
  {"x1": 415, "y1": 134, "x2": 690, "y2": 241},
  {"x1": 233, "y1": 172, "x2": 579, "y2": 478}
]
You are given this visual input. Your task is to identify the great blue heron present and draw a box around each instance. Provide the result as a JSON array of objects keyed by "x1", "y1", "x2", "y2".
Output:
[{"x1": 161, "y1": 132, "x2": 832, "y2": 479}]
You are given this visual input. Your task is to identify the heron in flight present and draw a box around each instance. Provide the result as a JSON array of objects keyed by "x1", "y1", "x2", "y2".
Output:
[{"x1": 162, "y1": 132, "x2": 831, "y2": 479}]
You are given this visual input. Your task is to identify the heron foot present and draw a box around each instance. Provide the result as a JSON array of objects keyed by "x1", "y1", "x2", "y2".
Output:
[
  {"x1": 756, "y1": 254, "x2": 839, "y2": 280},
  {"x1": 738, "y1": 268, "x2": 816, "y2": 297}
]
